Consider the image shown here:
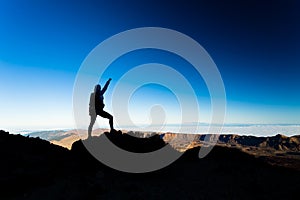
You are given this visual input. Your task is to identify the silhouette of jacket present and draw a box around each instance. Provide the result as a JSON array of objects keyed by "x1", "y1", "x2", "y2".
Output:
[{"x1": 89, "y1": 81, "x2": 110, "y2": 116}]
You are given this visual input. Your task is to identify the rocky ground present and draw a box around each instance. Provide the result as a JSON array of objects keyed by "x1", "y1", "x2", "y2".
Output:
[{"x1": 1, "y1": 130, "x2": 299, "y2": 200}]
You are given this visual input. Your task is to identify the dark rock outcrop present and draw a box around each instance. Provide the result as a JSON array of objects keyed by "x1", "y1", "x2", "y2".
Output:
[
  {"x1": 1, "y1": 130, "x2": 300, "y2": 200},
  {"x1": 72, "y1": 130, "x2": 166, "y2": 153}
]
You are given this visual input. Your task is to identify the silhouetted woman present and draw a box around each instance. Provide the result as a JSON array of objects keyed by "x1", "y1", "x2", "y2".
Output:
[{"x1": 88, "y1": 78, "x2": 114, "y2": 138}]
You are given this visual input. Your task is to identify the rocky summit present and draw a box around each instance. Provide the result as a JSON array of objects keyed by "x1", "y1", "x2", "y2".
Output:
[{"x1": 1, "y1": 130, "x2": 300, "y2": 200}]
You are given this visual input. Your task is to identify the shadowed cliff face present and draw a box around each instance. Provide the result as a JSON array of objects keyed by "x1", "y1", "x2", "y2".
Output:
[{"x1": 1, "y1": 130, "x2": 300, "y2": 200}]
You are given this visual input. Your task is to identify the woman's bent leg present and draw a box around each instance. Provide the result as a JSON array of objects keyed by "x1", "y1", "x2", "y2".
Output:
[{"x1": 99, "y1": 110, "x2": 114, "y2": 130}]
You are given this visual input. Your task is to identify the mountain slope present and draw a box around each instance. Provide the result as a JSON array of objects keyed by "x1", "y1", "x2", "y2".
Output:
[{"x1": 1, "y1": 130, "x2": 300, "y2": 200}]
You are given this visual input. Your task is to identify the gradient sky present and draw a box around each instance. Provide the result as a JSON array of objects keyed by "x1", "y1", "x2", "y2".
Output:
[{"x1": 1, "y1": 0, "x2": 300, "y2": 129}]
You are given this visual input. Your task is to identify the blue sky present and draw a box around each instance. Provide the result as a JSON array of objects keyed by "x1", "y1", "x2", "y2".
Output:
[{"x1": 0, "y1": 0, "x2": 300, "y2": 129}]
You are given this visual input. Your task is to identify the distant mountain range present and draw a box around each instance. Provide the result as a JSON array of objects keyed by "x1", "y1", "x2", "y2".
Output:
[
  {"x1": 23, "y1": 129, "x2": 300, "y2": 156},
  {"x1": 163, "y1": 132, "x2": 300, "y2": 151},
  {"x1": 24, "y1": 129, "x2": 109, "y2": 149}
]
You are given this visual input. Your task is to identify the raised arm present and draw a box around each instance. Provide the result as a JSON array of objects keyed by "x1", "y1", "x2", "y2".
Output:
[{"x1": 100, "y1": 78, "x2": 112, "y2": 95}]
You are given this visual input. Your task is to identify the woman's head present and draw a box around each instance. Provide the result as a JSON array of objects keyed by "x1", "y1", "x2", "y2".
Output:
[{"x1": 94, "y1": 84, "x2": 101, "y2": 93}]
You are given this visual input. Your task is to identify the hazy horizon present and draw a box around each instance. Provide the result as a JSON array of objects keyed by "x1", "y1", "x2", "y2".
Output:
[{"x1": 5, "y1": 122, "x2": 300, "y2": 138}]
